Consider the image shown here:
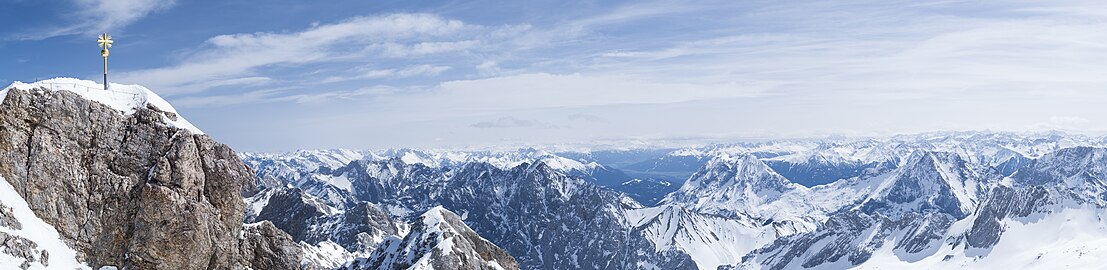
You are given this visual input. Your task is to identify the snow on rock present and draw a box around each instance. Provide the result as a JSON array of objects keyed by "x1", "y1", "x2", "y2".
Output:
[
  {"x1": 301, "y1": 240, "x2": 355, "y2": 269},
  {"x1": 626, "y1": 205, "x2": 776, "y2": 270},
  {"x1": 2, "y1": 77, "x2": 202, "y2": 134},
  {"x1": 346, "y1": 206, "x2": 519, "y2": 270},
  {"x1": 0, "y1": 176, "x2": 89, "y2": 269},
  {"x1": 858, "y1": 151, "x2": 992, "y2": 219},
  {"x1": 662, "y1": 154, "x2": 812, "y2": 223},
  {"x1": 859, "y1": 199, "x2": 1107, "y2": 269}
]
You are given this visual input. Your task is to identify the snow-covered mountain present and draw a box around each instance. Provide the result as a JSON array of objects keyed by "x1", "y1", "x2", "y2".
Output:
[
  {"x1": 0, "y1": 78, "x2": 305, "y2": 269},
  {"x1": 346, "y1": 206, "x2": 518, "y2": 270},
  {"x1": 626, "y1": 205, "x2": 776, "y2": 269},
  {"x1": 663, "y1": 154, "x2": 807, "y2": 220},
  {"x1": 243, "y1": 131, "x2": 1107, "y2": 270},
  {"x1": 244, "y1": 148, "x2": 703, "y2": 269},
  {"x1": 0, "y1": 176, "x2": 86, "y2": 270},
  {"x1": 856, "y1": 151, "x2": 995, "y2": 219}
]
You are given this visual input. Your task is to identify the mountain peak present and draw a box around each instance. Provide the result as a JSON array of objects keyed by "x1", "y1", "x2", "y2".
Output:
[
  {"x1": 1012, "y1": 146, "x2": 1107, "y2": 190},
  {"x1": 663, "y1": 154, "x2": 803, "y2": 218},
  {"x1": 860, "y1": 151, "x2": 984, "y2": 218},
  {"x1": 701, "y1": 154, "x2": 795, "y2": 192},
  {"x1": 3, "y1": 77, "x2": 202, "y2": 134},
  {"x1": 351, "y1": 206, "x2": 519, "y2": 270}
]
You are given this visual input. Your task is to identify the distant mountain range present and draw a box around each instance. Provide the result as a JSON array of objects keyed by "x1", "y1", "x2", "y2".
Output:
[
  {"x1": 243, "y1": 131, "x2": 1107, "y2": 269},
  {"x1": 5, "y1": 79, "x2": 1107, "y2": 269}
]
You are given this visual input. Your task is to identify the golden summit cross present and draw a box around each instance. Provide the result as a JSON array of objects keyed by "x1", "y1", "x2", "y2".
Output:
[{"x1": 97, "y1": 33, "x2": 113, "y2": 90}]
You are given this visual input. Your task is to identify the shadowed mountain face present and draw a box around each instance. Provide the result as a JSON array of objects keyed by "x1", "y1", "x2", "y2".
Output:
[
  {"x1": 0, "y1": 87, "x2": 301, "y2": 269},
  {"x1": 245, "y1": 132, "x2": 1107, "y2": 270},
  {"x1": 245, "y1": 154, "x2": 699, "y2": 269},
  {"x1": 348, "y1": 207, "x2": 519, "y2": 270},
  {"x1": 858, "y1": 151, "x2": 992, "y2": 220}
]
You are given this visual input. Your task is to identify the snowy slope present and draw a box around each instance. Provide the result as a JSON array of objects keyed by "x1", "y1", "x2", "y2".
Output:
[
  {"x1": 857, "y1": 205, "x2": 1107, "y2": 269},
  {"x1": 242, "y1": 132, "x2": 1107, "y2": 270},
  {"x1": 0, "y1": 176, "x2": 89, "y2": 269},
  {"x1": 347, "y1": 206, "x2": 517, "y2": 270},
  {"x1": 857, "y1": 151, "x2": 992, "y2": 219},
  {"x1": 663, "y1": 154, "x2": 808, "y2": 219},
  {"x1": 3, "y1": 77, "x2": 202, "y2": 134},
  {"x1": 626, "y1": 205, "x2": 776, "y2": 270}
]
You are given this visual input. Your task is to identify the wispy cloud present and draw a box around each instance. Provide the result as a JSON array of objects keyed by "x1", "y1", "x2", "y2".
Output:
[
  {"x1": 471, "y1": 116, "x2": 540, "y2": 129},
  {"x1": 18, "y1": 0, "x2": 175, "y2": 40},
  {"x1": 405, "y1": 73, "x2": 768, "y2": 111},
  {"x1": 321, "y1": 64, "x2": 452, "y2": 83},
  {"x1": 116, "y1": 13, "x2": 525, "y2": 95},
  {"x1": 46, "y1": 0, "x2": 1107, "y2": 150}
]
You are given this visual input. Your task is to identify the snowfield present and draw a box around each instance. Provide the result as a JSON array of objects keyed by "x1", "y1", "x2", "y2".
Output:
[
  {"x1": 0, "y1": 176, "x2": 89, "y2": 269},
  {"x1": 242, "y1": 131, "x2": 1107, "y2": 269},
  {"x1": 858, "y1": 205, "x2": 1107, "y2": 269},
  {"x1": 3, "y1": 77, "x2": 203, "y2": 134}
]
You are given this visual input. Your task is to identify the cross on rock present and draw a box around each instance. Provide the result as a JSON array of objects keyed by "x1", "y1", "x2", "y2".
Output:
[{"x1": 97, "y1": 33, "x2": 113, "y2": 90}]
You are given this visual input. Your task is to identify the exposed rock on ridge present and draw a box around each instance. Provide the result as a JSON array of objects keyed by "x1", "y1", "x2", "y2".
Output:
[
  {"x1": 348, "y1": 206, "x2": 519, "y2": 270},
  {"x1": 0, "y1": 86, "x2": 300, "y2": 268}
]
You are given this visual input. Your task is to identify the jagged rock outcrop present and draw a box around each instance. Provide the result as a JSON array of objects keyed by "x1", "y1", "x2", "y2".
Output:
[
  {"x1": 0, "y1": 232, "x2": 46, "y2": 269},
  {"x1": 0, "y1": 204, "x2": 18, "y2": 229},
  {"x1": 662, "y1": 154, "x2": 807, "y2": 219},
  {"x1": 960, "y1": 185, "x2": 1054, "y2": 249},
  {"x1": 348, "y1": 206, "x2": 519, "y2": 270},
  {"x1": 0, "y1": 86, "x2": 300, "y2": 268},
  {"x1": 734, "y1": 210, "x2": 954, "y2": 270},
  {"x1": 249, "y1": 187, "x2": 402, "y2": 253},
  {"x1": 239, "y1": 221, "x2": 304, "y2": 270},
  {"x1": 249, "y1": 154, "x2": 698, "y2": 269},
  {"x1": 858, "y1": 151, "x2": 991, "y2": 219}
]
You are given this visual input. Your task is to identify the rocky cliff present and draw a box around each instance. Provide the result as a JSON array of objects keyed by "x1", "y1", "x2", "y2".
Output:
[
  {"x1": 347, "y1": 206, "x2": 519, "y2": 270},
  {"x1": 0, "y1": 81, "x2": 301, "y2": 269}
]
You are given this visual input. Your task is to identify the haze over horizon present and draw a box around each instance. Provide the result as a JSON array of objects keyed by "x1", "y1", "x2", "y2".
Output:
[{"x1": 3, "y1": 0, "x2": 1107, "y2": 152}]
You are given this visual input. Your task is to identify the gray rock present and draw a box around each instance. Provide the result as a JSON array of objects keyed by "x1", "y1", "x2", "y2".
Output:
[
  {"x1": 250, "y1": 187, "x2": 401, "y2": 253},
  {"x1": 351, "y1": 207, "x2": 519, "y2": 270},
  {"x1": 239, "y1": 221, "x2": 304, "y2": 270},
  {"x1": 964, "y1": 185, "x2": 1053, "y2": 249},
  {"x1": 250, "y1": 155, "x2": 696, "y2": 269},
  {"x1": 0, "y1": 204, "x2": 20, "y2": 229},
  {"x1": 0, "y1": 231, "x2": 42, "y2": 270},
  {"x1": 0, "y1": 87, "x2": 300, "y2": 269}
]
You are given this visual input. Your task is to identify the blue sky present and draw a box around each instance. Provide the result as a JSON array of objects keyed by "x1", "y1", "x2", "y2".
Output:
[{"x1": 2, "y1": 0, "x2": 1106, "y2": 152}]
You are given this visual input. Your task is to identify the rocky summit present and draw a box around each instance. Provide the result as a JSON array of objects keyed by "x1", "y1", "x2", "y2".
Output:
[
  {"x1": 6, "y1": 78, "x2": 1107, "y2": 270},
  {"x1": 0, "y1": 78, "x2": 522, "y2": 270},
  {"x1": 0, "y1": 80, "x2": 302, "y2": 269}
]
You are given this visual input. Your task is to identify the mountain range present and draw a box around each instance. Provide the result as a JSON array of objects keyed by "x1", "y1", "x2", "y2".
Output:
[
  {"x1": 3, "y1": 78, "x2": 1107, "y2": 269},
  {"x1": 242, "y1": 130, "x2": 1107, "y2": 269}
]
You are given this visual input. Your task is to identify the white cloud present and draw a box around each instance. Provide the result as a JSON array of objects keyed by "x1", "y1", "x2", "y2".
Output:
[
  {"x1": 379, "y1": 40, "x2": 481, "y2": 57},
  {"x1": 475, "y1": 61, "x2": 502, "y2": 76},
  {"x1": 104, "y1": 1, "x2": 1107, "y2": 150},
  {"x1": 173, "y1": 85, "x2": 402, "y2": 108},
  {"x1": 81, "y1": 0, "x2": 174, "y2": 32},
  {"x1": 321, "y1": 65, "x2": 452, "y2": 83},
  {"x1": 377, "y1": 73, "x2": 769, "y2": 112},
  {"x1": 471, "y1": 117, "x2": 539, "y2": 129},
  {"x1": 1050, "y1": 116, "x2": 1091, "y2": 126},
  {"x1": 116, "y1": 13, "x2": 516, "y2": 95},
  {"x1": 279, "y1": 86, "x2": 401, "y2": 104},
  {"x1": 20, "y1": 0, "x2": 174, "y2": 40}
]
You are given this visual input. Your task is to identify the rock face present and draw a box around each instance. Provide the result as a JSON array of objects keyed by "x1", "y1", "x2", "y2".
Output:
[
  {"x1": 0, "y1": 231, "x2": 46, "y2": 269},
  {"x1": 858, "y1": 151, "x2": 990, "y2": 219},
  {"x1": 349, "y1": 207, "x2": 519, "y2": 270},
  {"x1": 246, "y1": 154, "x2": 698, "y2": 269},
  {"x1": 0, "y1": 87, "x2": 300, "y2": 268},
  {"x1": 239, "y1": 221, "x2": 304, "y2": 270},
  {"x1": 961, "y1": 185, "x2": 1054, "y2": 249},
  {"x1": 662, "y1": 154, "x2": 806, "y2": 219},
  {"x1": 249, "y1": 187, "x2": 402, "y2": 253}
]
